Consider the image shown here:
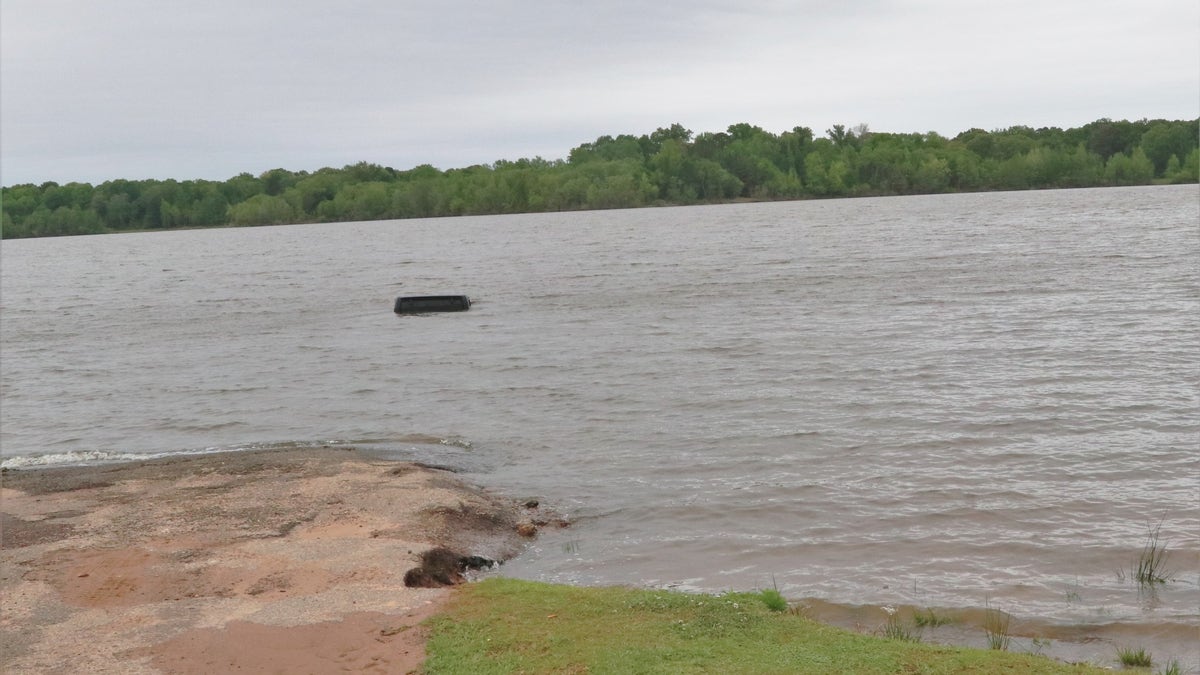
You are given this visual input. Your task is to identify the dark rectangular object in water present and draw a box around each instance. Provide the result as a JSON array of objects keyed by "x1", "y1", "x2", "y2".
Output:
[{"x1": 394, "y1": 295, "x2": 471, "y2": 314}]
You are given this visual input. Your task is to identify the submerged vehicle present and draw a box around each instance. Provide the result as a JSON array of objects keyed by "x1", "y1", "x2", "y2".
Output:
[{"x1": 393, "y1": 295, "x2": 472, "y2": 314}]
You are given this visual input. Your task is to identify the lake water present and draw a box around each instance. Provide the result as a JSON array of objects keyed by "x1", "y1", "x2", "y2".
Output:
[{"x1": 2, "y1": 185, "x2": 1198, "y2": 667}]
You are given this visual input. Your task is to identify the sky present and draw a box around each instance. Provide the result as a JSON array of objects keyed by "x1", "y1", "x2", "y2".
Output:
[{"x1": 2, "y1": 0, "x2": 1198, "y2": 186}]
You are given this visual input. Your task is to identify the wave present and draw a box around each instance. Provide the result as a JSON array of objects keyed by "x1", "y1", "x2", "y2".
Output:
[
  {"x1": 0, "y1": 448, "x2": 225, "y2": 469},
  {"x1": 0, "y1": 434, "x2": 477, "y2": 470}
]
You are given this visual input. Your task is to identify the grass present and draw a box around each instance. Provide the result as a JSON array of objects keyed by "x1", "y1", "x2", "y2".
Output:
[
  {"x1": 913, "y1": 608, "x2": 954, "y2": 628},
  {"x1": 1132, "y1": 518, "x2": 1172, "y2": 587},
  {"x1": 423, "y1": 578, "x2": 1111, "y2": 674},
  {"x1": 983, "y1": 599, "x2": 1011, "y2": 652},
  {"x1": 759, "y1": 575, "x2": 788, "y2": 613},
  {"x1": 1156, "y1": 659, "x2": 1182, "y2": 675},
  {"x1": 1115, "y1": 645, "x2": 1152, "y2": 668},
  {"x1": 759, "y1": 588, "x2": 788, "y2": 612},
  {"x1": 1064, "y1": 576, "x2": 1083, "y2": 604},
  {"x1": 880, "y1": 610, "x2": 922, "y2": 643}
]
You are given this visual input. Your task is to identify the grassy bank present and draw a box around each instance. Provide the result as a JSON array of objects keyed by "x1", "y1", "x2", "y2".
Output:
[{"x1": 424, "y1": 578, "x2": 1110, "y2": 674}]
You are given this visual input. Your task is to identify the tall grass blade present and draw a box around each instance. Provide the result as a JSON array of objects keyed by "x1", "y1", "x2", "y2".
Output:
[
  {"x1": 983, "y1": 598, "x2": 1011, "y2": 651},
  {"x1": 1133, "y1": 516, "x2": 1172, "y2": 587}
]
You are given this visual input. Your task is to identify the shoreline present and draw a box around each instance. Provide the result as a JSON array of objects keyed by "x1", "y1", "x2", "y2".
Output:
[
  {"x1": 3, "y1": 448, "x2": 1195, "y2": 672},
  {"x1": 0, "y1": 447, "x2": 546, "y2": 674}
]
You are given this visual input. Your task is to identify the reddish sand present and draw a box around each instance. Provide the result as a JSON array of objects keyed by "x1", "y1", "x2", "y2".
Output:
[{"x1": 0, "y1": 448, "x2": 542, "y2": 674}]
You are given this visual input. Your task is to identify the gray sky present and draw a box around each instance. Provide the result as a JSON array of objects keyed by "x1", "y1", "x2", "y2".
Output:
[{"x1": 3, "y1": 0, "x2": 1198, "y2": 186}]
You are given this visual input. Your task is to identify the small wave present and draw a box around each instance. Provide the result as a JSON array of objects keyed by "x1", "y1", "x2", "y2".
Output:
[
  {"x1": 0, "y1": 448, "x2": 225, "y2": 470},
  {"x1": 172, "y1": 421, "x2": 248, "y2": 433},
  {"x1": 209, "y1": 386, "x2": 269, "y2": 394},
  {"x1": 768, "y1": 430, "x2": 821, "y2": 439},
  {"x1": 0, "y1": 438, "x2": 413, "y2": 470},
  {"x1": 340, "y1": 434, "x2": 474, "y2": 449}
]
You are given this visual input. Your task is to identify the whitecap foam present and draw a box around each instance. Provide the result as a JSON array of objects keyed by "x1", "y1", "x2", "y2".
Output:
[
  {"x1": 0, "y1": 448, "x2": 222, "y2": 470},
  {"x1": 0, "y1": 436, "x2": 474, "y2": 470},
  {"x1": 0, "y1": 441, "x2": 312, "y2": 470}
]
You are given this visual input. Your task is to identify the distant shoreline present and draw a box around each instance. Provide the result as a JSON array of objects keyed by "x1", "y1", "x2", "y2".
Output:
[{"x1": 4, "y1": 117, "x2": 1196, "y2": 238}]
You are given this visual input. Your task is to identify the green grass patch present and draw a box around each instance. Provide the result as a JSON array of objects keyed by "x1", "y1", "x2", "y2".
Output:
[
  {"x1": 913, "y1": 608, "x2": 954, "y2": 628},
  {"x1": 424, "y1": 578, "x2": 1109, "y2": 674},
  {"x1": 1116, "y1": 645, "x2": 1152, "y2": 668},
  {"x1": 759, "y1": 588, "x2": 788, "y2": 612}
]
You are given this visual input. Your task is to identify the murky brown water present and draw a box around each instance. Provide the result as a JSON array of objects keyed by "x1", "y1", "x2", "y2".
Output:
[{"x1": 3, "y1": 185, "x2": 1197, "y2": 668}]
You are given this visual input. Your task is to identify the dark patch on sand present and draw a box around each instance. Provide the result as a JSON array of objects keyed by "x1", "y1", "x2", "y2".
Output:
[{"x1": 0, "y1": 512, "x2": 77, "y2": 548}]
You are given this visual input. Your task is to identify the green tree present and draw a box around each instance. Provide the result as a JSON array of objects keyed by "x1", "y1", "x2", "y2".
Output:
[
  {"x1": 826, "y1": 124, "x2": 855, "y2": 148},
  {"x1": 778, "y1": 126, "x2": 815, "y2": 177},
  {"x1": 1139, "y1": 121, "x2": 1198, "y2": 176},
  {"x1": 1086, "y1": 119, "x2": 1143, "y2": 160},
  {"x1": 641, "y1": 123, "x2": 693, "y2": 156},
  {"x1": 343, "y1": 161, "x2": 395, "y2": 183},
  {"x1": 857, "y1": 136, "x2": 908, "y2": 193},
  {"x1": 1, "y1": 184, "x2": 42, "y2": 221},
  {"x1": 691, "y1": 158, "x2": 743, "y2": 200},
  {"x1": 803, "y1": 149, "x2": 849, "y2": 197},
  {"x1": 586, "y1": 173, "x2": 652, "y2": 209},
  {"x1": 1055, "y1": 144, "x2": 1105, "y2": 187},
  {"x1": 569, "y1": 134, "x2": 645, "y2": 164},
  {"x1": 648, "y1": 139, "x2": 694, "y2": 202},
  {"x1": 2, "y1": 116, "x2": 1195, "y2": 239},
  {"x1": 1168, "y1": 148, "x2": 1199, "y2": 182},
  {"x1": 942, "y1": 144, "x2": 984, "y2": 189},
  {"x1": 956, "y1": 128, "x2": 997, "y2": 159},
  {"x1": 190, "y1": 190, "x2": 229, "y2": 225},
  {"x1": 690, "y1": 131, "x2": 730, "y2": 160},
  {"x1": 160, "y1": 200, "x2": 186, "y2": 229},
  {"x1": 288, "y1": 169, "x2": 343, "y2": 216},
  {"x1": 0, "y1": 208, "x2": 24, "y2": 237},
  {"x1": 260, "y1": 168, "x2": 298, "y2": 196},
  {"x1": 99, "y1": 192, "x2": 136, "y2": 230},
  {"x1": 227, "y1": 194, "x2": 296, "y2": 225},
  {"x1": 717, "y1": 124, "x2": 787, "y2": 197},
  {"x1": 1104, "y1": 147, "x2": 1155, "y2": 185},
  {"x1": 911, "y1": 156, "x2": 951, "y2": 192},
  {"x1": 991, "y1": 129, "x2": 1036, "y2": 160}
]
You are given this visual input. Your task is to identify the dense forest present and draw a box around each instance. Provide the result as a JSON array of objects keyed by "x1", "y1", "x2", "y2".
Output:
[{"x1": 2, "y1": 117, "x2": 1197, "y2": 239}]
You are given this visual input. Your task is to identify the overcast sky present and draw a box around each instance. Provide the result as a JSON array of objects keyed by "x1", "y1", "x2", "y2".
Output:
[{"x1": 3, "y1": 0, "x2": 1197, "y2": 186}]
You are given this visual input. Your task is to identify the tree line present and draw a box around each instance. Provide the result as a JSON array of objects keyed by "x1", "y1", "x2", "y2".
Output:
[{"x1": 2, "y1": 117, "x2": 1197, "y2": 239}]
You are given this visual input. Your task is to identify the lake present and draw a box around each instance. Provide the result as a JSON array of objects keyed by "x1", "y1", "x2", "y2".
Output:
[{"x1": 2, "y1": 185, "x2": 1197, "y2": 666}]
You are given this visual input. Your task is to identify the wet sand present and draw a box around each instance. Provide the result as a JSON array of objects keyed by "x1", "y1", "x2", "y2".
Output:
[{"x1": 0, "y1": 448, "x2": 543, "y2": 674}]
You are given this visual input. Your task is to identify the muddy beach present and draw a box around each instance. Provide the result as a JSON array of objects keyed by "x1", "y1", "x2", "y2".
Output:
[{"x1": 0, "y1": 448, "x2": 546, "y2": 674}]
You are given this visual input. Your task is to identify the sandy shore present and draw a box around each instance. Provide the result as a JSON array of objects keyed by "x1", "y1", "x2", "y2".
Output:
[{"x1": 0, "y1": 448, "x2": 548, "y2": 674}]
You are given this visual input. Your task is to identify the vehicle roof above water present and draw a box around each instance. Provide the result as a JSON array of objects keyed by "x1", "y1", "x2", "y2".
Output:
[{"x1": 394, "y1": 295, "x2": 471, "y2": 313}]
